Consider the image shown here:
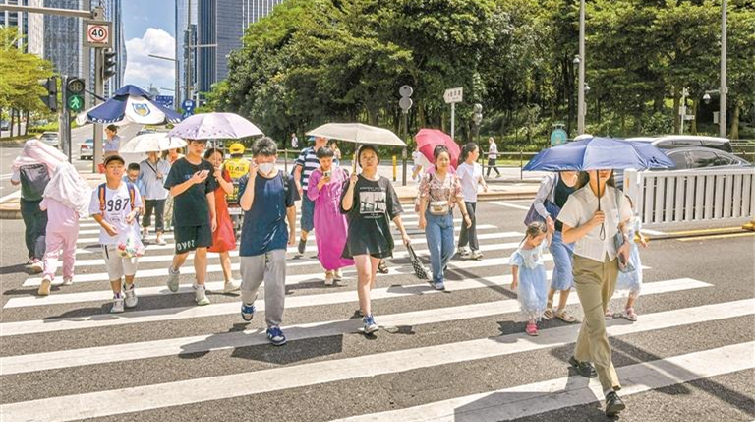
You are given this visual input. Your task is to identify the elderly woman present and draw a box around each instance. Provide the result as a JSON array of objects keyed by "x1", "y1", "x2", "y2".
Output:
[{"x1": 418, "y1": 145, "x2": 472, "y2": 291}]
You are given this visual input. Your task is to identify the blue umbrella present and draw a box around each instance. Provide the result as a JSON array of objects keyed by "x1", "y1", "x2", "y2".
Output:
[
  {"x1": 76, "y1": 85, "x2": 183, "y2": 125},
  {"x1": 523, "y1": 137, "x2": 674, "y2": 171}
]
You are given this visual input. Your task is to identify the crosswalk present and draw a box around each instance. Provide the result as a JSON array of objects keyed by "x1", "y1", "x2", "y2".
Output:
[{"x1": 1, "y1": 208, "x2": 751, "y2": 422}]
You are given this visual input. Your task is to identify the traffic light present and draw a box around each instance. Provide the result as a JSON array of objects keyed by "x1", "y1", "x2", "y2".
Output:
[
  {"x1": 38, "y1": 77, "x2": 58, "y2": 112},
  {"x1": 102, "y1": 48, "x2": 117, "y2": 80},
  {"x1": 66, "y1": 77, "x2": 86, "y2": 112}
]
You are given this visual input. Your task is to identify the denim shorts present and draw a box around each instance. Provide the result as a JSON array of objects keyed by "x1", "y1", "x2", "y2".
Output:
[
  {"x1": 300, "y1": 194, "x2": 315, "y2": 232},
  {"x1": 550, "y1": 230, "x2": 575, "y2": 290}
]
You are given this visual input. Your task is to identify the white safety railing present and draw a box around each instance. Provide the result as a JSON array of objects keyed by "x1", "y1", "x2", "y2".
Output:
[{"x1": 624, "y1": 167, "x2": 755, "y2": 225}]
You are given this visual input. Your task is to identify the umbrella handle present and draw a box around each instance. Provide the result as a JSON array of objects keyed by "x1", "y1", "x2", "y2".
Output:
[{"x1": 352, "y1": 149, "x2": 358, "y2": 175}]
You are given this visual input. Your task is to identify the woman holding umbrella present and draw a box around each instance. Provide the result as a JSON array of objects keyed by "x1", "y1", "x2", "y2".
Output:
[
  {"x1": 341, "y1": 145, "x2": 411, "y2": 334},
  {"x1": 557, "y1": 169, "x2": 632, "y2": 417}
]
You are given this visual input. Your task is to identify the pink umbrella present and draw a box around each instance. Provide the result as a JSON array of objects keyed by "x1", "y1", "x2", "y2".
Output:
[{"x1": 415, "y1": 129, "x2": 461, "y2": 169}]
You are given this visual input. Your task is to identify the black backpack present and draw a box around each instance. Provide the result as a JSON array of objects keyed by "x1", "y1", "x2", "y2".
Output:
[{"x1": 19, "y1": 164, "x2": 50, "y2": 201}]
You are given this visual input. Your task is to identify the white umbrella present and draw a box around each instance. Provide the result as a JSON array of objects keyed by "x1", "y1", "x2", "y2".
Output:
[
  {"x1": 167, "y1": 112, "x2": 263, "y2": 140},
  {"x1": 306, "y1": 123, "x2": 405, "y2": 147},
  {"x1": 119, "y1": 133, "x2": 187, "y2": 153}
]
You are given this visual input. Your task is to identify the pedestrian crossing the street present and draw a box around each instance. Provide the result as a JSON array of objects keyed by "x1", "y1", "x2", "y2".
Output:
[{"x1": 1, "y1": 210, "x2": 752, "y2": 422}]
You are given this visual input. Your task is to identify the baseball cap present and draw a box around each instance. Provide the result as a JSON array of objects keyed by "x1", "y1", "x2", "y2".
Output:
[
  {"x1": 229, "y1": 143, "x2": 245, "y2": 154},
  {"x1": 103, "y1": 154, "x2": 125, "y2": 166}
]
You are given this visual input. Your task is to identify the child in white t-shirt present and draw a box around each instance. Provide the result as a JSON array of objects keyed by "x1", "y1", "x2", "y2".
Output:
[{"x1": 88, "y1": 155, "x2": 144, "y2": 314}]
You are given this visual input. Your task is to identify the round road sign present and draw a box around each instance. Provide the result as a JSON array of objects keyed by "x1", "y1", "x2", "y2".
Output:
[
  {"x1": 399, "y1": 85, "x2": 413, "y2": 98},
  {"x1": 87, "y1": 24, "x2": 108, "y2": 44}
]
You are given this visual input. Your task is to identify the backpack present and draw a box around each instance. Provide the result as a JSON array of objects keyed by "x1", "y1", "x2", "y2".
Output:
[
  {"x1": 19, "y1": 163, "x2": 50, "y2": 201},
  {"x1": 98, "y1": 182, "x2": 137, "y2": 213}
]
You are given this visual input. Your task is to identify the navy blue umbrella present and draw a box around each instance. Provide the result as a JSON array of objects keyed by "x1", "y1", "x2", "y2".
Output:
[
  {"x1": 523, "y1": 137, "x2": 674, "y2": 171},
  {"x1": 76, "y1": 85, "x2": 183, "y2": 125}
]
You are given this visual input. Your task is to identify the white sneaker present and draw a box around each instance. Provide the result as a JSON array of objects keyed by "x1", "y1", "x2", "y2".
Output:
[
  {"x1": 194, "y1": 283, "x2": 210, "y2": 306},
  {"x1": 29, "y1": 260, "x2": 43, "y2": 273},
  {"x1": 61, "y1": 276, "x2": 74, "y2": 286},
  {"x1": 167, "y1": 267, "x2": 180, "y2": 292},
  {"x1": 37, "y1": 277, "x2": 52, "y2": 296},
  {"x1": 324, "y1": 270, "x2": 334, "y2": 283},
  {"x1": 111, "y1": 294, "x2": 125, "y2": 313},
  {"x1": 458, "y1": 247, "x2": 471, "y2": 259},
  {"x1": 156, "y1": 236, "x2": 167, "y2": 246},
  {"x1": 471, "y1": 250, "x2": 484, "y2": 261},
  {"x1": 123, "y1": 283, "x2": 138, "y2": 308},
  {"x1": 333, "y1": 268, "x2": 343, "y2": 282},
  {"x1": 223, "y1": 279, "x2": 241, "y2": 293}
]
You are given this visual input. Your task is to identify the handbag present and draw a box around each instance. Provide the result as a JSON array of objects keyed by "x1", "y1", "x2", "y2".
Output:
[
  {"x1": 406, "y1": 244, "x2": 430, "y2": 279},
  {"x1": 612, "y1": 189, "x2": 636, "y2": 273},
  {"x1": 429, "y1": 201, "x2": 450, "y2": 215},
  {"x1": 524, "y1": 175, "x2": 560, "y2": 226}
]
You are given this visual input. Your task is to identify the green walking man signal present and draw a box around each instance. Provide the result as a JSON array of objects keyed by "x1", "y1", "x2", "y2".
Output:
[{"x1": 66, "y1": 77, "x2": 86, "y2": 112}]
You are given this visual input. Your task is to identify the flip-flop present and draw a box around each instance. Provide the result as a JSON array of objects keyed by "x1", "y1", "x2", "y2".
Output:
[
  {"x1": 543, "y1": 308, "x2": 554, "y2": 320},
  {"x1": 622, "y1": 308, "x2": 638, "y2": 321},
  {"x1": 555, "y1": 309, "x2": 577, "y2": 323}
]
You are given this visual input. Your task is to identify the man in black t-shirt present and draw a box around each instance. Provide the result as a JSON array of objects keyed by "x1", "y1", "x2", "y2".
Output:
[{"x1": 163, "y1": 139, "x2": 217, "y2": 306}]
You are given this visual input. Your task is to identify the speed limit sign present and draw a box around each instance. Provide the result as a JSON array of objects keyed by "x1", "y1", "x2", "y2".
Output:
[{"x1": 84, "y1": 20, "x2": 113, "y2": 48}]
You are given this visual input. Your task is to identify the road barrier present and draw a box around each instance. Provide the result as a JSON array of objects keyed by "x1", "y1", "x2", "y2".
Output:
[{"x1": 625, "y1": 167, "x2": 755, "y2": 227}]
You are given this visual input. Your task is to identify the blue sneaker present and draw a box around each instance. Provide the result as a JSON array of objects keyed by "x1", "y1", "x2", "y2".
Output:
[
  {"x1": 266, "y1": 326, "x2": 287, "y2": 346},
  {"x1": 241, "y1": 303, "x2": 256, "y2": 321},
  {"x1": 363, "y1": 315, "x2": 379, "y2": 334},
  {"x1": 434, "y1": 280, "x2": 445, "y2": 291}
]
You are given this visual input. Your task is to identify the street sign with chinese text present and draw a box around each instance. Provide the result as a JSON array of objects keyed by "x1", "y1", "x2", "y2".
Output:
[{"x1": 443, "y1": 87, "x2": 463, "y2": 104}]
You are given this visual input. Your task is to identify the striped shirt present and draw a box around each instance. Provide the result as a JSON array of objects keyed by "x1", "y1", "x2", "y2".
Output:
[{"x1": 295, "y1": 146, "x2": 320, "y2": 191}]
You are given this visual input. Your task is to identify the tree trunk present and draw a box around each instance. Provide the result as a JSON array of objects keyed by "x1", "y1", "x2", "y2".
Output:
[
  {"x1": 672, "y1": 87, "x2": 680, "y2": 134},
  {"x1": 730, "y1": 101, "x2": 741, "y2": 140},
  {"x1": 16, "y1": 109, "x2": 22, "y2": 136},
  {"x1": 10, "y1": 109, "x2": 16, "y2": 137}
]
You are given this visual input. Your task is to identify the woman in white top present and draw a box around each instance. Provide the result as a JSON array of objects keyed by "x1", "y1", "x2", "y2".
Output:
[
  {"x1": 486, "y1": 137, "x2": 501, "y2": 178},
  {"x1": 455, "y1": 143, "x2": 488, "y2": 260},
  {"x1": 139, "y1": 151, "x2": 171, "y2": 245},
  {"x1": 557, "y1": 169, "x2": 632, "y2": 417}
]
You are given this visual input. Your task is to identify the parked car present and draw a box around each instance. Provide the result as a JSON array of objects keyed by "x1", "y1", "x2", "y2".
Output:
[
  {"x1": 80, "y1": 138, "x2": 94, "y2": 160},
  {"x1": 0, "y1": 121, "x2": 10, "y2": 131},
  {"x1": 38, "y1": 132, "x2": 60, "y2": 149},
  {"x1": 625, "y1": 135, "x2": 733, "y2": 153}
]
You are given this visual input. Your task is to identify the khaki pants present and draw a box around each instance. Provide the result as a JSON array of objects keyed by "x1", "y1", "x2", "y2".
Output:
[{"x1": 573, "y1": 254, "x2": 621, "y2": 393}]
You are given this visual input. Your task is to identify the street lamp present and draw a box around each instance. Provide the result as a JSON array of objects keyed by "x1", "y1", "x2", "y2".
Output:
[{"x1": 577, "y1": 0, "x2": 586, "y2": 135}]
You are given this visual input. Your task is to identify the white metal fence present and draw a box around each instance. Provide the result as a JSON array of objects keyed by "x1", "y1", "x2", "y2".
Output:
[{"x1": 625, "y1": 167, "x2": 755, "y2": 225}]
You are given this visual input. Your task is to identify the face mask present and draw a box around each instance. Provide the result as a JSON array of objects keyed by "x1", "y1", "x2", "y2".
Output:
[{"x1": 258, "y1": 162, "x2": 275, "y2": 175}]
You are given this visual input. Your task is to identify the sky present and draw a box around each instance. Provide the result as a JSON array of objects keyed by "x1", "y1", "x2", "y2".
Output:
[{"x1": 122, "y1": 0, "x2": 176, "y2": 95}]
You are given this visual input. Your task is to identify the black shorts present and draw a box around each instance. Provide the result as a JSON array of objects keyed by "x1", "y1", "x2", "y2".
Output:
[{"x1": 174, "y1": 224, "x2": 213, "y2": 254}]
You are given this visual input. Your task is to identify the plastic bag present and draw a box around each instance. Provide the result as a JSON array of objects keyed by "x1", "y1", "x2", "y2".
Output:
[{"x1": 117, "y1": 230, "x2": 145, "y2": 258}]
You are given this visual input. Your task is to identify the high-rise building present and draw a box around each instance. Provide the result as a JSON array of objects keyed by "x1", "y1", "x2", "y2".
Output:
[
  {"x1": 196, "y1": 0, "x2": 284, "y2": 96},
  {"x1": 102, "y1": 0, "x2": 126, "y2": 97},
  {"x1": 0, "y1": 0, "x2": 44, "y2": 56},
  {"x1": 42, "y1": 0, "x2": 84, "y2": 79},
  {"x1": 175, "y1": 0, "x2": 197, "y2": 107}
]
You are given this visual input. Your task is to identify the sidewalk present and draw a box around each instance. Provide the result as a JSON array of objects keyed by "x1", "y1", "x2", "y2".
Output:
[{"x1": 0, "y1": 165, "x2": 540, "y2": 219}]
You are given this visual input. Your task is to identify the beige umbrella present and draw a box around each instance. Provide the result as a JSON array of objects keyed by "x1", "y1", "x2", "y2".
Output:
[{"x1": 306, "y1": 123, "x2": 405, "y2": 172}]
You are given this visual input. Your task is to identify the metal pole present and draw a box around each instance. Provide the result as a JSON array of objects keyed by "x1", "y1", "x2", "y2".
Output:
[
  {"x1": 450, "y1": 102, "x2": 455, "y2": 141},
  {"x1": 61, "y1": 76, "x2": 72, "y2": 163},
  {"x1": 186, "y1": 0, "x2": 192, "y2": 103},
  {"x1": 402, "y1": 110, "x2": 408, "y2": 186},
  {"x1": 93, "y1": 48, "x2": 104, "y2": 172},
  {"x1": 720, "y1": 0, "x2": 727, "y2": 138},
  {"x1": 577, "y1": 0, "x2": 586, "y2": 135}
]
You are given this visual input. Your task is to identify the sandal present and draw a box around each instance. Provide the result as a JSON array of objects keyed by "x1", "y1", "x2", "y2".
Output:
[
  {"x1": 555, "y1": 309, "x2": 577, "y2": 323},
  {"x1": 525, "y1": 322, "x2": 539, "y2": 336},
  {"x1": 622, "y1": 308, "x2": 638, "y2": 321},
  {"x1": 377, "y1": 260, "x2": 389, "y2": 274},
  {"x1": 543, "y1": 308, "x2": 554, "y2": 320}
]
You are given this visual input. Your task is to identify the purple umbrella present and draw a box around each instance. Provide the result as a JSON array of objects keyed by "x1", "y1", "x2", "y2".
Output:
[{"x1": 167, "y1": 112, "x2": 263, "y2": 140}]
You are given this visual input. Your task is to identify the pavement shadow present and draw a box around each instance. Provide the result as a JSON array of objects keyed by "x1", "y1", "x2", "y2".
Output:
[
  {"x1": 447, "y1": 266, "x2": 516, "y2": 299},
  {"x1": 0, "y1": 263, "x2": 29, "y2": 275}
]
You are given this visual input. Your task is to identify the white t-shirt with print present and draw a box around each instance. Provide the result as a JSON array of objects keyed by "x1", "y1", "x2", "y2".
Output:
[{"x1": 88, "y1": 183, "x2": 143, "y2": 245}]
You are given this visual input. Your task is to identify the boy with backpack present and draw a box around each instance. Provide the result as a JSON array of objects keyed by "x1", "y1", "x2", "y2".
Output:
[{"x1": 88, "y1": 155, "x2": 144, "y2": 313}]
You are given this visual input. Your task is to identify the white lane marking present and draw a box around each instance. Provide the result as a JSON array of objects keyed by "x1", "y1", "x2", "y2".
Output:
[
  {"x1": 9, "y1": 256, "x2": 524, "y2": 308},
  {"x1": 23, "y1": 237, "x2": 517, "y2": 287},
  {"x1": 2, "y1": 273, "x2": 541, "y2": 336},
  {"x1": 73, "y1": 224, "x2": 500, "y2": 252},
  {"x1": 333, "y1": 341, "x2": 755, "y2": 422},
  {"x1": 491, "y1": 201, "x2": 531, "y2": 210},
  {"x1": 0, "y1": 278, "x2": 711, "y2": 375},
  {"x1": 69, "y1": 231, "x2": 524, "y2": 267},
  {"x1": 1, "y1": 299, "x2": 747, "y2": 422},
  {"x1": 0, "y1": 190, "x2": 21, "y2": 203}
]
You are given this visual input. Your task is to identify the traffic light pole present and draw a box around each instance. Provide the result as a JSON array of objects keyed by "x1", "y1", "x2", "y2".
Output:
[
  {"x1": 93, "y1": 47, "x2": 104, "y2": 172},
  {"x1": 60, "y1": 76, "x2": 72, "y2": 163}
]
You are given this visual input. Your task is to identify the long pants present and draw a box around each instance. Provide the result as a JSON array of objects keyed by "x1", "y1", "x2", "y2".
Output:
[
  {"x1": 20, "y1": 199, "x2": 47, "y2": 260},
  {"x1": 457, "y1": 201, "x2": 478, "y2": 250},
  {"x1": 573, "y1": 254, "x2": 621, "y2": 393},
  {"x1": 42, "y1": 228, "x2": 78, "y2": 281},
  {"x1": 143, "y1": 199, "x2": 166, "y2": 233},
  {"x1": 240, "y1": 250, "x2": 286, "y2": 328},
  {"x1": 486, "y1": 158, "x2": 500, "y2": 177},
  {"x1": 425, "y1": 211, "x2": 455, "y2": 283}
]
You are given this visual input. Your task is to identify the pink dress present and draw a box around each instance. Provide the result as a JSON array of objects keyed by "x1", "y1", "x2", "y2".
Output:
[{"x1": 307, "y1": 167, "x2": 354, "y2": 270}]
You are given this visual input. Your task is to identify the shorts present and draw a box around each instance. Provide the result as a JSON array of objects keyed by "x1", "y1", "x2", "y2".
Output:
[
  {"x1": 101, "y1": 244, "x2": 139, "y2": 281},
  {"x1": 300, "y1": 194, "x2": 315, "y2": 232},
  {"x1": 174, "y1": 224, "x2": 213, "y2": 254}
]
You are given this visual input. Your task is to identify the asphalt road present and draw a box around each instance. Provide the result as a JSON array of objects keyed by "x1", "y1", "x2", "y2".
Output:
[{"x1": 0, "y1": 201, "x2": 753, "y2": 422}]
